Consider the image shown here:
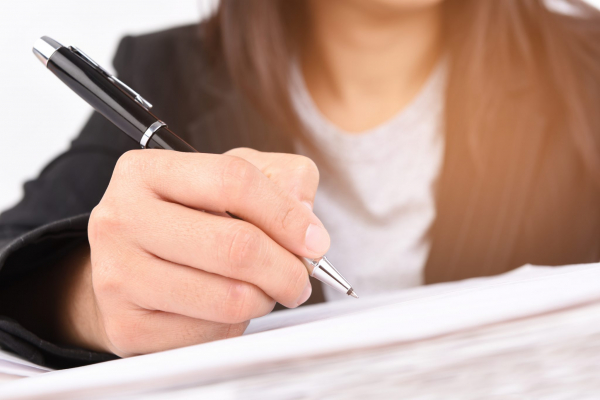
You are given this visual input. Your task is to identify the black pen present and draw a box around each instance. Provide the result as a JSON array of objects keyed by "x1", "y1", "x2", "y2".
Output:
[{"x1": 32, "y1": 36, "x2": 358, "y2": 299}]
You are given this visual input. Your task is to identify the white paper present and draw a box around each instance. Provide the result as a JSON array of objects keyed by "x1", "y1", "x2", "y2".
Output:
[
  {"x1": 2, "y1": 263, "x2": 600, "y2": 399},
  {"x1": 244, "y1": 263, "x2": 577, "y2": 334},
  {"x1": 0, "y1": 349, "x2": 51, "y2": 378}
]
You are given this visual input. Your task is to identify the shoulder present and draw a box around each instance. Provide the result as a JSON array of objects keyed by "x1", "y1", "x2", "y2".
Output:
[
  {"x1": 111, "y1": 24, "x2": 215, "y2": 98},
  {"x1": 112, "y1": 24, "x2": 205, "y2": 75}
]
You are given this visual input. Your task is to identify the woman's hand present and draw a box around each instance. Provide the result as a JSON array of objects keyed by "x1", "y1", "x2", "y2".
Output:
[{"x1": 63, "y1": 148, "x2": 329, "y2": 357}]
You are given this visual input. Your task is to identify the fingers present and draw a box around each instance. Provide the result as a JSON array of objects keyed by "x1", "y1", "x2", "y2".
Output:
[
  {"x1": 110, "y1": 150, "x2": 330, "y2": 258},
  {"x1": 126, "y1": 254, "x2": 276, "y2": 324},
  {"x1": 89, "y1": 149, "x2": 326, "y2": 358},
  {"x1": 118, "y1": 200, "x2": 311, "y2": 308},
  {"x1": 225, "y1": 148, "x2": 320, "y2": 209},
  {"x1": 103, "y1": 309, "x2": 249, "y2": 357}
]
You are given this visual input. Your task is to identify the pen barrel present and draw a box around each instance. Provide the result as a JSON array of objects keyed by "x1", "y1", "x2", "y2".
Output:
[
  {"x1": 46, "y1": 47, "x2": 158, "y2": 144},
  {"x1": 147, "y1": 126, "x2": 198, "y2": 153}
]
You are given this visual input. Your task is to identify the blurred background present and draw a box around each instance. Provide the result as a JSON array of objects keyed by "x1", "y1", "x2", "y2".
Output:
[{"x1": 0, "y1": 0, "x2": 599, "y2": 211}]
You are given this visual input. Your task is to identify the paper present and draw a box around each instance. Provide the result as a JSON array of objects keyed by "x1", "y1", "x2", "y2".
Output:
[
  {"x1": 2, "y1": 263, "x2": 600, "y2": 399},
  {"x1": 143, "y1": 299, "x2": 600, "y2": 399},
  {"x1": 0, "y1": 349, "x2": 51, "y2": 377},
  {"x1": 244, "y1": 263, "x2": 578, "y2": 334}
]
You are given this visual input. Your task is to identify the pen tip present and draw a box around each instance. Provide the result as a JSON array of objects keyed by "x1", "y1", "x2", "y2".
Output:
[{"x1": 348, "y1": 289, "x2": 359, "y2": 299}]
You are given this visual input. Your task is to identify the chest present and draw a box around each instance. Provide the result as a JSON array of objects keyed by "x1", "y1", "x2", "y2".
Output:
[{"x1": 185, "y1": 93, "x2": 600, "y2": 287}]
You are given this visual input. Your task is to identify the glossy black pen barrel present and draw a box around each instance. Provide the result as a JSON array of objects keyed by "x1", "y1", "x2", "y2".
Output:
[
  {"x1": 147, "y1": 126, "x2": 198, "y2": 152},
  {"x1": 46, "y1": 47, "x2": 158, "y2": 144}
]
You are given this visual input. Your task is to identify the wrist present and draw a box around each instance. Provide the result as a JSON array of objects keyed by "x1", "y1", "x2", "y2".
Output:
[{"x1": 55, "y1": 245, "x2": 109, "y2": 353}]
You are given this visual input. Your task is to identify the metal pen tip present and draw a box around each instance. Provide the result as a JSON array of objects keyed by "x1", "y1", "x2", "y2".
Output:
[
  {"x1": 33, "y1": 36, "x2": 63, "y2": 67},
  {"x1": 348, "y1": 289, "x2": 359, "y2": 299}
]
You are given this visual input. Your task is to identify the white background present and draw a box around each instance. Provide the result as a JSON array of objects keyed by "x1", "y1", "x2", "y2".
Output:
[
  {"x1": 0, "y1": 0, "x2": 599, "y2": 211},
  {"x1": 0, "y1": 0, "x2": 217, "y2": 211}
]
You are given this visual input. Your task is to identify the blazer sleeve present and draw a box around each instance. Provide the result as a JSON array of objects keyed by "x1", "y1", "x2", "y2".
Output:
[{"x1": 0, "y1": 36, "x2": 139, "y2": 369}]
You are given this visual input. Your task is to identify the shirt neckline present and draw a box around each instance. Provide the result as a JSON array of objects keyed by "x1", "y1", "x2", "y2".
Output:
[{"x1": 289, "y1": 56, "x2": 448, "y2": 161}]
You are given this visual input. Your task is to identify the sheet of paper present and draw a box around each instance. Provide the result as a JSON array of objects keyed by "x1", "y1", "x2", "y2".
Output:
[
  {"x1": 0, "y1": 349, "x2": 51, "y2": 378},
  {"x1": 2, "y1": 263, "x2": 600, "y2": 399},
  {"x1": 0, "y1": 373, "x2": 24, "y2": 384},
  {"x1": 143, "y1": 300, "x2": 600, "y2": 399},
  {"x1": 244, "y1": 263, "x2": 573, "y2": 334}
]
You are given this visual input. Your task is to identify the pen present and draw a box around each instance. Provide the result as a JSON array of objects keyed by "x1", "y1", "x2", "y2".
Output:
[{"x1": 33, "y1": 36, "x2": 358, "y2": 299}]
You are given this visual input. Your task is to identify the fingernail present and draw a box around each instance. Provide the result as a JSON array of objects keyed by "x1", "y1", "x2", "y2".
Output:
[
  {"x1": 302, "y1": 201, "x2": 313, "y2": 211},
  {"x1": 296, "y1": 282, "x2": 312, "y2": 306},
  {"x1": 305, "y1": 224, "x2": 330, "y2": 255}
]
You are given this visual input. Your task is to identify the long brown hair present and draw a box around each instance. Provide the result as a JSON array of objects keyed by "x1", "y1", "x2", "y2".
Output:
[{"x1": 205, "y1": 0, "x2": 600, "y2": 178}]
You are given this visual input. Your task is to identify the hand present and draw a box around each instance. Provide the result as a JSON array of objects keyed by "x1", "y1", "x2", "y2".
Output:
[{"x1": 62, "y1": 148, "x2": 329, "y2": 357}]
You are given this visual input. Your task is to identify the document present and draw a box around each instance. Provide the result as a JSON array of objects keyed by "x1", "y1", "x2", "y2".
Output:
[
  {"x1": 2, "y1": 263, "x2": 600, "y2": 399},
  {"x1": 0, "y1": 349, "x2": 50, "y2": 377},
  {"x1": 0, "y1": 349, "x2": 50, "y2": 386}
]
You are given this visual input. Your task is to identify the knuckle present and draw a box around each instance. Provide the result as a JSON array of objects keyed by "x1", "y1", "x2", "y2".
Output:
[
  {"x1": 295, "y1": 155, "x2": 319, "y2": 173},
  {"x1": 224, "y1": 147, "x2": 255, "y2": 158},
  {"x1": 220, "y1": 156, "x2": 256, "y2": 199},
  {"x1": 282, "y1": 261, "x2": 308, "y2": 303},
  {"x1": 291, "y1": 155, "x2": 319, "y2": 182},
  {"x1": 114, "y1": 150, "x2": 147, "y2": 180},
  {"x1": 88, "y1": 204, "x2": 123, "y2": 245},
  {"x1": 222, "y1": 282, "x2": 254, "y2": 323},
  {"x1": 278, "y1": 203, "x2": 306, "y2": 233},
  {"x1": 225, "y1": 225, "x2": 262, "y2": 272},
  {"x1": 87, "y1": 206, "x2": 102, "y2": 245}
]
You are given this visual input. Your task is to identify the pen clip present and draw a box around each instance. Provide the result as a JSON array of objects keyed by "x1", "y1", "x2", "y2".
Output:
[{"x1": 69, "y1": 46, "x2": 153, "y2": 110}]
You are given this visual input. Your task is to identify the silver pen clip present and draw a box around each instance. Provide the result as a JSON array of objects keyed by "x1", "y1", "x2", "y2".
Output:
[{"x1": 70, "y1": 46, "x2": 153, "y2": 110}]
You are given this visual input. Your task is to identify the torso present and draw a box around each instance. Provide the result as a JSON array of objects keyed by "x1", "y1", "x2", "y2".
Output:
[{"x1": 290, "y1": 60, "x2": 447, "y2": 300}]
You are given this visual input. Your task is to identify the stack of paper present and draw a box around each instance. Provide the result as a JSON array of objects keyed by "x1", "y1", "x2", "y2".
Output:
[
  {"x1": 2, "y1": 263, "x2": 600, "y2": 399},
  {"x1": 0, "y1": 350, "x2": 50, "y2": 382}
]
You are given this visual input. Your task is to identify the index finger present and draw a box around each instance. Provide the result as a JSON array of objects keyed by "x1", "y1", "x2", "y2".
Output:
[
  {"x1": 225, "y1": 148, "x2": 320, "y2": 209},
  {"x1": 114, "y1": 150, "x2": 330, "y2": 259}
]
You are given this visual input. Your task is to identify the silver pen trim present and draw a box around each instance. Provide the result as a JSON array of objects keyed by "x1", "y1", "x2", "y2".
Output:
[
  {"x1": 302, "y1": 256, "x2": 358, "y2": 298},
  {"x1": 32, "y1": 36, "x2": 63, "y2": 66},
  {"x1": 140, "y1": 121, "x2": 166, "y2": 148}
]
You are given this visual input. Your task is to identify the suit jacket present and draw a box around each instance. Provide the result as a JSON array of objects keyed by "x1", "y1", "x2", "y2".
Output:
[{"x1": 1, "y1": 24, "x2": 599, "y2": 369}]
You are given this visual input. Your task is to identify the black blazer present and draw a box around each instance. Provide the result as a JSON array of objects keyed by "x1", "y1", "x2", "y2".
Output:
[{"x1": 1, "y1": 24, "x2": 599, "y2": 369}]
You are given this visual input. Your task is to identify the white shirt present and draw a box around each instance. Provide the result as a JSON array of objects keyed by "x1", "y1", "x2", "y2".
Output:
[{"x1": 290, "y1": 60, "x2": 447, "y2": 301}]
